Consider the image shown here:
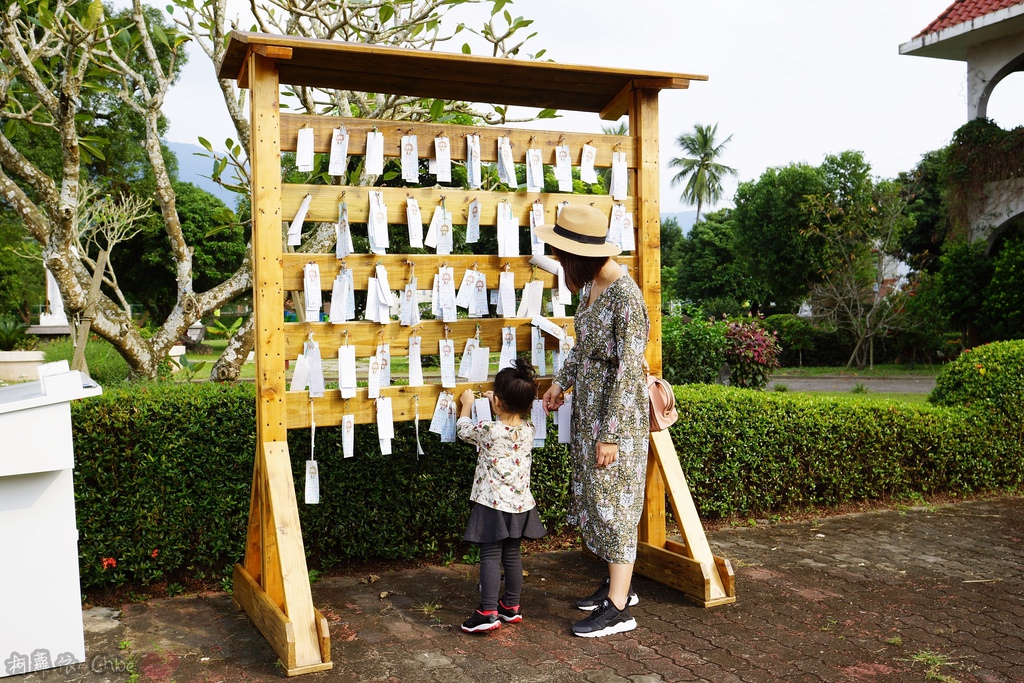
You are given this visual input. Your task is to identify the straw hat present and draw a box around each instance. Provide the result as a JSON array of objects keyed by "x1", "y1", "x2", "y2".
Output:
[{"x1": 534, "y1": 204, "x2": 621, "y2": 257}]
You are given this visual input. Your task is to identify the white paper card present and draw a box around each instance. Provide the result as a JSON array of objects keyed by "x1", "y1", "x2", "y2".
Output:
[
  {"x1": 367, "y1": 352, "x2": 382, "y2": 399},
  {"x1": 336, "y1": 202, "x2": 353, "y2": 259},
  {"x1": 375, "y1": 265, "x2": 395, "y2": 307},
  {"x1": 401, "y1": 135, "x2": 419, "y2": 182},
  {"x1": 434, "y1": 136, "x2": 452, "y2": 182},
  {"x1": 296, "y1": 127, "x2": 315, "y2": 172},
  {"x1": 531, "y1": 325, "x2": 546, "y2": 375},
  {"x1": 368, "y1": 191, "x2": 389, "y2": 249},
  {"x1": 456, "y1": 269, "x2": 478, "y2": 309},
  {"x1": 580, "y1": 143, "x2": 598, "y2": 184},
  {"x1": 622, "y1": 212, "x2": 636, "y2": 251},
  {"x1": 365, "y1": 130, "x2": 385, "y2": 175},
  {"x1": 303, "y1": 262, "x2": 322, "y2": 323},
  {"x1": 497, "y1": 271, "x2": 516, "y2": 318},
  {"x1": 439, "y1": 338, "x2": 456, "y2": 388},
  {"x1": 525, "y1": 280, "x2": 544, "y2": 318},
  {"x1": 466, "y1": 198, "x2": 481, "y2": 243},
  {"x1": 499, "y1": 326, "x2": 517, "y2": 370},
  {"x1": 408, "y1": 335, "x2": 424, "y2": 387},
  {"x1": 438, "y1": 266, "x2": 456, "y2": 312},
  {"x1": 291, "y1": 353, "x2": 310, "y2": 392},
  {"x1": 429, "y1": 392, "x2": 454, "y2": 433},
  {"x1": 458, "y1": 337, "x2": 477, "y2": 379},
  {"x1": 473, "y1": 397, "x2": 492, "y2": 424},
  {"x1": 470, "y1": 271, "x2": 488, "y2": 317},
  {"x1": 498, "y1": 137, "x2": 517, "y2": 188},
  {"x1": 305, "y1": 341, "x2": 325, "y2": 398},
  {"x1": 406, "y1": 198, "x2": 423, "y2": 248},
  {"x1": 305, "y1": 460, "x2": 320, "y2": 504},
  {"x1": 378, "y1": 343, "x2": 391, "y2": 388},
  {"x1": 365, "y1": 277, "x2": 380, "y2": 322},
  {"x1": 329, "y1": 125, "x2": 350, "y2": 176},
  {"x1": 610, "y1": 150, "x2": 627, "y2": 200},
  {"x1": 526, "y1": 147, "x2": 544, "y2": 192},
  {"x1": 558, "y1": 394, "x2": 572, "y2": 443},
  {"x1": 342, "y1": 414, "x2": 355, "y2": 458},
  {"x1": 467, "y1": 134, "x2": 482, "y2": 189},
  {"x1": 436, "y1": 209, "x2": 454, "y2": 255},
  {"x1": 338, "y1": 345, "x2": 357, "y2": 398},
  {"x1": 533, "y1": 315, "x2": 567, "y2": 341},
  {"x1": 288, "y1": 193, "x2": 312, "y2": 246},
  {"x1": 377, "y1": 397, "x2": 395, "y2": 440},
  {"x1": 553, "y1": 335, "x2": 575, "y2": 374},
  {"x1": 532, "y1": 399, "x2": 547, "y2": 441},
  {"x1": 469, "y1": 346, "x2": 490, "y2": 382}
]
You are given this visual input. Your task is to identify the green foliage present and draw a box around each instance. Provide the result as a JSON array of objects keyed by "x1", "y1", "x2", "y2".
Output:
[
  {"x1": 945, "y1": 119, "x2": 1024, "y2": 233},
  {"x1": 724, "y1": 320, "x2": 780, "y2": 389},
  {"x1": 0, "y1": 214, "x2": 44, "y2": 320},
  {"x1": 0, "y1": 317, "x2": 30, "y2": 351},
  {"x1": 897, "y1": 149, "x2": 951, "y2": 273},
  {"x1": 979, "y1": 237, "x2": 1024, "y2": 342},
  {"x1": 69, "y1": 381, "x2": 1024, "y2": 590},
  {"x1": 673, "y1": 384, "x2": 1023, "y2": 517},
  {"x1": 669, "y1": 123, "x2": 737, "y2": 223},
  {"x1": 42, "y1": 336, "x2": 131, "y2": 386},
  {"x1": 932, "y1": 240, "x2": 993, "y2": 344},
  {"x1": 929, "y1": 340, "x2": 1024, "y2": 424},
  {"x1": 662, "y1": 313, "x2": 727, "y2": 384}
]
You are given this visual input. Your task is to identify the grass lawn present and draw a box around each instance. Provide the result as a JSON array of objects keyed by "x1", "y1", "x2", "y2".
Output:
[{"x1": 775, "y1": 364, "x2": 942, "y2": 377}]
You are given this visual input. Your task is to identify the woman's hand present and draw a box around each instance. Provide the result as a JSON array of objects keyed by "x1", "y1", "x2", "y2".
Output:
[
  {"x1": 542, "y1": 383, "x2": 564, "y2": 414},
  {"x1": 595, "y1": 441, "x2": 619, "y2": 467}
]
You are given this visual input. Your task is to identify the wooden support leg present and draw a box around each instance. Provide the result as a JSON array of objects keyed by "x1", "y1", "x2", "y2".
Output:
[
  {"x1": 634, "y1": 430, "x2": 737, "y2": 607},
  {"x1": 232, "y1": 441, "x2": 332, "y2": 675}
]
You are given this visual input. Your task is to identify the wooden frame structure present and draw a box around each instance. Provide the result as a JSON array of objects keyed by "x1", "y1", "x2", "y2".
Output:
[{"x1": 218, "y1": 32, "x2": 734, "y2": 676}]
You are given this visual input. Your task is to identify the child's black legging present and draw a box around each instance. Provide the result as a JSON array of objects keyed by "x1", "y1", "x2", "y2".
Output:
[{"x1": 477, "y1": 537, "x2": 523, "y2": 611}]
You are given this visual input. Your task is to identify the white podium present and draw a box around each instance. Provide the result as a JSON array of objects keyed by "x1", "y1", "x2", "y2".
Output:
[{"x1": 0, "y1": 367, "x2": 101, "y2": 678}]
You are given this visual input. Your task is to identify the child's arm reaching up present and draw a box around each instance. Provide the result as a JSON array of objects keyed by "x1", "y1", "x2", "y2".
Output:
[{"x1": 459, "y1": 389, "x2": 475, "y2": 419}]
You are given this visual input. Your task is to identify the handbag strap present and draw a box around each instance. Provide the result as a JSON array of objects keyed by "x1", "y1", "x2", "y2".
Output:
[{"x1": 648, "y1": 376, "x2": 676, "y2": 412}]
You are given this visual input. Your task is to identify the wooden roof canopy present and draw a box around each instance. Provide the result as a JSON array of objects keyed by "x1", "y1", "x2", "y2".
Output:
[{"x1": 218, "y1": 31, "x2": 708, "y2": 120}]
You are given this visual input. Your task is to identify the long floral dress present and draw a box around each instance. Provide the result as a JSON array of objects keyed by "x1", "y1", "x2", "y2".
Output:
[{"x1": 555, "y1": 273, "x2": 650, "y2": 564}]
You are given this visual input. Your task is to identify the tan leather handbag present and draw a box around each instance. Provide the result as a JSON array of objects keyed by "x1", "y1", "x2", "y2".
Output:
[{"x1": 647, "y1": 373, "x2": 679, "y2": 432}]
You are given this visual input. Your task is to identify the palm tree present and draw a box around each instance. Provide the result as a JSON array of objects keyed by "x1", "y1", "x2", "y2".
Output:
[{"x1": 669, "y1": 123, "x2": 737, "y2": 224}]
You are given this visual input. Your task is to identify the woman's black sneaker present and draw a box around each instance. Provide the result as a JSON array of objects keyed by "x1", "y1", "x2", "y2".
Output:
[
  {"x1": 576, "y1": 577, "x2": 639, "y2": 611},
  {"x1": 572, "y1": 598, "x2": 637, "y2": 637}
]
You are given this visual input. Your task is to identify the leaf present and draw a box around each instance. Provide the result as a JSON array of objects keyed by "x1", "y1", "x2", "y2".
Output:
[
  {"x1": 536, "y1": 108, "x2": 560, "y2": 119},
  {"x1": 462, "y1": 43, "x2": 471, "y2": 55},
  {"x1": 429, "y1": 98, "x2": 445, "y2": 121},
  {"x1": 378, "y1": 3, "x2": 395, "y2": 24},
  {"x1": 198, "y1": 137, "x2": 213, "y2": 152},
  {"x1": 151, "y1": 24, "x2": 169, "y2": 48}
]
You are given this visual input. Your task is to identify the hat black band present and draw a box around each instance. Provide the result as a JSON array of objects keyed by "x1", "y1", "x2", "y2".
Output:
[{"x1": 553, "y1": 224, "x2": 607, "y2": 245}]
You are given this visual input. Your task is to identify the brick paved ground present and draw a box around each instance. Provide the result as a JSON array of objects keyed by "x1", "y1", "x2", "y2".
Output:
[{"x1": 19, "y1": 495, "x2": 1023, "y2": 682}]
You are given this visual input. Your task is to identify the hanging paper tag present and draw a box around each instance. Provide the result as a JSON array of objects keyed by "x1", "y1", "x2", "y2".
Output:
[
  {"x1": 377, "y1": 397, "x2": 395, "y2": 440},
  {"x1": 532, "y1": 399, "x2": 547, "y2": 447},
  {"x1": 466, "y1": 198, "x2": 481, "y2": 243},
  {"x1": 329, "y1": 273, "x2": 349, "y2": 323},
  {"x1": 296, "y1": 127, "x2": 315, "y2": 172},
  {"x1": 434, "y1": 136, "x2": 452, "y2": 183},
  {"x1": 365, "y1": 129, "x2": 385, "y2": 175},
  {"x1": 305, "y1": 459, "x2": 320, "y2": 504},
  {"x1": 303, "y1": 262, "x2": 322, "y2": 322},
  {"x1": 610, "y1": 150, "x2": 627, "y2": 200},
  {"x1": 336, "y1": 202, "x2": 353, "y2": 259},
  {"x1": 375, "y1": 265, "x2": 395, "y2": 307},
  {"x1": 455, "y1": 269, "x2": 478, "y2": 309},
  {"x1": 365, "y1": 276, "x2": 381, "y2": 323},
  {"x1": 525, "y1": 280, "x2": 544, "y2": 318},
  {"x1": 470, "y1": 272, "x2": 488, "y2": 317},
  {"x1": 429, "y1": 392, "x2": 453, "y2": 434},
  {"x1": 621, "y1": 212, "x2": 636, "y2": 251},
  {"x1": 558, "y1": 394, "x2": 572, "y2": 443},
  {"x1": 367, "y1": 352, "x2": 382, "y2": 399},
  {"x1": 499, "y1": 326, "x2": 517, "y2": 369},
  {"x1": 291, "y1": 353, "x2": 311, "y2": 392},
  {"x1": 580, "y1": 143, "x2": 598, "y2": 184},
  {"x1": 338, "y1": 345, "x2": 357, "y2": 398},
  {"x1": 556, "y1": 264, "x2": 571, "y2": 306},
  {"x1": 342, "y1": 414, "x2": 355, "y2": 458},
  {"x1": 305, "y1": 340, "x2": 325, "y2": 398},
  {"x1": 342, "y1": 268, "x2": 356, "y2": 319},
  {"x1": 531, "y1": 326, "x2": 547, "y2": 375},
  {"x1": 401, "y1": 135, "x2": 419, "y2": 182},
  {"x1": 555, "y1": 143, "x2": 573, "y2": 192},
  {"x1": 533, "y1": 315, "x2": 568, "y2": 341},
  {"x1": 607, "y1": 204, "x2": 626, "y2": 249},
  {"x1": 439, "y1": 338, "x2": 456, "y2": 388},
  {"x1": 368, "y1": 191, "x2": 389, "y2": 249},
  {"x1": 498, "y1": 271, "x2": 516, "y2": 318},
  {"x1": 379, "y1": 343, "x2": 391, "y2": 387},
  {"x1": 424, "y1": 205, "x2": 443, "y2": 249},
  {"x1": 470, "y1": 346, "x2": 490, "y2": 382},
  {"x1": 467, "y1": 134, "x2": 482, "y2": 189},
  {"x1": 497, "y1": 137, "x2": 518, "y2": 188},
  {"x1": 472, "y1": 396, "x2": 492, "y2": 424},
  {"x1": 526, "y1": 147, "x2": 544, "y2": 192},
  {"x1": 288, "y1": 193, "x2": 312, "y2": 246},
  {"x1": 553, "y1": 335, "x2": 575, "y2": 374},
  {"x1": 407, "y1": 198, "x2": 423, "y2": 248},
  {"x1": 436, "y1": 209, "x2": 454, "y2": 256},
  {"x1": 414, "y1": 399, "x2": 425, "y2": 457},
  {"x1": 458, "y1": 337, "x2": 478, "y2": 379},
  {"x1": 442, "y1": 401, "x2": 458, "y2": 443},
  {"x1": 408, "y1": 335, "x2": 424, "y2": 387},
  {"x1": 438, "y1": 266, "x2": 456, "y2": 316},
  {"x1": 329, "y1": 125, "x2": 350, "y2": 177}
]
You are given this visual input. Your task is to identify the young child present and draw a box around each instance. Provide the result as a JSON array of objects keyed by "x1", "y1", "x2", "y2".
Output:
[{"x1": 458, "y1": 358, "x2": 547, "y2": 633}]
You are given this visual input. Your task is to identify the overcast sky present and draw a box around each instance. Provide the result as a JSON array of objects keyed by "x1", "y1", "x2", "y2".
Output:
[{"x1": 162, "y1": 0, "x2": 1024, "y2": 215}]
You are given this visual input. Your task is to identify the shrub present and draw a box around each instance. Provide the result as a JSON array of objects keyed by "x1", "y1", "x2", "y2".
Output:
[
  {"x1": 0, "y1": 317, "x2": 30, "y2": 351},
  {"x1": 43, "y1": 335, "x2": 131, "y2": 386},
  {"x1": 762, "y1": 314, "x2": 859, "y2": 367},
  {"x1": 724, "y1": 320, "x2": 780, "y2": 389},
  {"x1": 662, "y1": 314, "x2": 727, "y2": 384},
  {"x1": 929, "y1": 340, "x2": 1024, "y2": 424}
]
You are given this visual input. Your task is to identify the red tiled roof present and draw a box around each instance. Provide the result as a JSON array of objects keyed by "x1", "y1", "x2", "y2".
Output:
[{"x1": 916, "y1": 0, "x2": 1024, "y2": 36}]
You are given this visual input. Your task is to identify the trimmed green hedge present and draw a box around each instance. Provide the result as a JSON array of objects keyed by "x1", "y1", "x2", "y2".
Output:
[{"x1": 70, "y1": 381, "x2": 1022, "y2": 591}]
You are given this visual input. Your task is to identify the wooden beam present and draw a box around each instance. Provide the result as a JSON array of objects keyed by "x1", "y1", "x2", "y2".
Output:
[
  {"x1": 253, "y1": 44, "x2": 294, "y2": 60},
  {"x1": 631, "y1": 89, "x2": 664, "y2": 375}
]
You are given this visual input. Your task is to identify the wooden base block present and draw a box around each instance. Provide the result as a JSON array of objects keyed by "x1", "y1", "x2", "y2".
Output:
[
  {"x1": 232, "y1": 564, "x2": 334, "y2": 675},
  {"x1": 635, "y1": 542, "x2": 737, "y2": 608}
]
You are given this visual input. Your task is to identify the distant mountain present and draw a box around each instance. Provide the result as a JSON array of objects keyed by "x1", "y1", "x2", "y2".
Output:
[
  {"x1": 661, "y1": 210, "x2": 698, "y2": 235},
  {"x1": 167, "y1": 141, "x2": 238, "y2": 206}
]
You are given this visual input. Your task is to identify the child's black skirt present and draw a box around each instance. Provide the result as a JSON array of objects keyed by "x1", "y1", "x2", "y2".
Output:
[{"x1": 463, "y1": 503, "x2": 547, "y2": 544}]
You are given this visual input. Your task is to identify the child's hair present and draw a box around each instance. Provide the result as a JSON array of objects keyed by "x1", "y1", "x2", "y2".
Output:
[{"x1": 492, "y1": 357, "x2": 537, "y2": 416}]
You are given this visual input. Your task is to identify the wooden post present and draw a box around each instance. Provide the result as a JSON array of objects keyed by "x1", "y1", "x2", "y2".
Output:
[
  {"x1": 231, "y1": 51, "x2": 332, "y2": 676},
  {"x1": 631, "y1": 85, "x2": 735, "y2": 608}
]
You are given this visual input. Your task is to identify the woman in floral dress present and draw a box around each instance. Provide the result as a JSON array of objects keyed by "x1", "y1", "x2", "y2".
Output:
[{"x1": 538, "y1": 203, "x2": 650, "y2": 638}]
